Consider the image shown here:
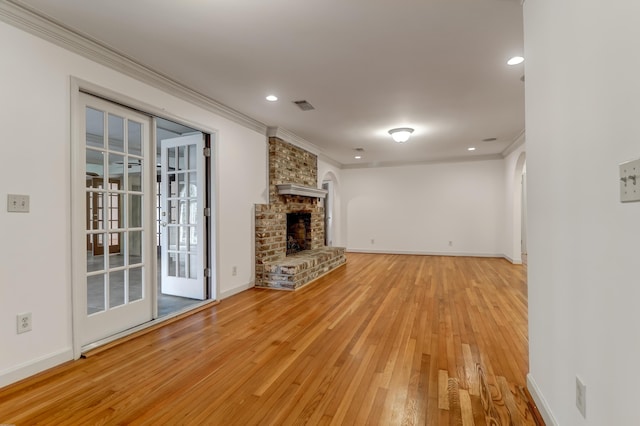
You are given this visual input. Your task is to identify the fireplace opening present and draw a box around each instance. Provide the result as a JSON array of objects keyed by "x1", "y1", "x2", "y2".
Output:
[{"x1": 287, "y1": 212, "x2": 311, "y2": 255}]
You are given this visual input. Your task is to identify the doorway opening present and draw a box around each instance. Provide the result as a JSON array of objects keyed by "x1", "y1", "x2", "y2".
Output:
[
  {"x1": 521, "y1": 163, "x2": 528, "y2": 265},
  {"x1": 512, "y1": 151, "x2": 527, "y2": 265},
  {"x1": 155, "y1": 117, "x2": 211, "y2": 316},
  {"x1": 76, "y1": 92, "x2": 214, "y2": 352},
  {"x1": 321, "y1": 171, "x2": 339, "y2": 247}
]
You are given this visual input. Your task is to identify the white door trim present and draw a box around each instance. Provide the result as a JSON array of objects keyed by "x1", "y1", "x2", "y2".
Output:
[
  {"x1": 70, "y1": 77, "x2": 219, "y2": 359},
  {"x1": 74, "y1": 93, "x2": 155, "y2": 349},
  {"x1": 322, "y1": 180, "x2": 334, "y2": 246}
]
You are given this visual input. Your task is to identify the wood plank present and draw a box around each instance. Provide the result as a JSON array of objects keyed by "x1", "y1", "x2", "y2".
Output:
[
  {"x1": 0, "y1": 254, "x2": 535, "y2": 425},
  {"x1": 460, "y1": 389, "x2": 475, "y2": 426},
  {"x1": 438, "y1": 370, "x2": 450, "y2": 410}
]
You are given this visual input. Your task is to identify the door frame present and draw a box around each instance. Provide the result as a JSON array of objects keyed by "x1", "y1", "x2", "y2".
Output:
[
  {"x1": 521, "y1": 168, "x2": 528, "y2": 264},
  {"x1": 322, "y1": 180, "x2": 333, "y2": 246},
  {"x1": 70, "y1": 77, "x2": 219, "y2": 359},
  {"x1": 159, "y1": 134, "x2": 207, "y2": 300}
]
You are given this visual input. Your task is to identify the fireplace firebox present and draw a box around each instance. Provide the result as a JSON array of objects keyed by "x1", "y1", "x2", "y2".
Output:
[{"x1": 287, "y1": 212, "x2": 311, "y2": 255}]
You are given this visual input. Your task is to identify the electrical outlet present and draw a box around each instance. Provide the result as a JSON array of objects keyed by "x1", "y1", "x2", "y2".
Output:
[
  {"x1": 449, "y1": 241, "x2": 453, "y2": 247},
  {"x1": 17, "y1": 312, "x2": 32, "y2": 334},
  {"x1": 371, "y1": 239, "x2": 375, "y2": 244},
  {"x1": 576, "y1": 376, "x2": 587, "y2": 418},
  {"x1": 232, "y1": 266, "x2": 237, "y2": 276}
]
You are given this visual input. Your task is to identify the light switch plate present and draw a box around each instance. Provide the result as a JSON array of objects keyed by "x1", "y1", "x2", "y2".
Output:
[
  {"x1": 619, "y1": 159, "x2": 640, "y2": 202},
  {"x1": 7, "y1": 194, "x2": 30, "y2": 212}
]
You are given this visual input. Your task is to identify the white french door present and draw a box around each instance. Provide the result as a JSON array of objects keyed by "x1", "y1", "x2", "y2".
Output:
[
  {"x1": 160, "y1": 134, "x2": 207, "y2": 300},
  {"x1": 77, "y1": 93, "x2": 154, "y2": 347}
]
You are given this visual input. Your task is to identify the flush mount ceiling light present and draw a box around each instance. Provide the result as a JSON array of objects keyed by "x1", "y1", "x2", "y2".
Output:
[
  {"x1": 266, "y1": 95, "x2": 278, "y2": 102},
  {"x1": 388, "y1": 127, "x2": 414, "y2": 143},
  {"x1": 507, "y1": 56, "x2": 524, "y2": 65}
]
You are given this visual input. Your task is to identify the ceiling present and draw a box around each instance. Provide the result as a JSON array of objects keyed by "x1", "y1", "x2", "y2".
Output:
[{"x1": 14, "y1": 0, "x2": 525, "y2": 167}]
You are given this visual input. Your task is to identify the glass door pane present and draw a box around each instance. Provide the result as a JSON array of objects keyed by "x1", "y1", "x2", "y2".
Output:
[
  {"x1": 160, "y1": 134, "x2": 206, "y2": 300},
  {"x1": 81, "y1": 94, "x2": 152, "y2": 347}
]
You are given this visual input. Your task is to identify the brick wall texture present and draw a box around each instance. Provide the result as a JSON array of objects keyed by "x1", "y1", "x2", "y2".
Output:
[{"x1": 255, "y1": 138, "x2": 327, "y2": 287}]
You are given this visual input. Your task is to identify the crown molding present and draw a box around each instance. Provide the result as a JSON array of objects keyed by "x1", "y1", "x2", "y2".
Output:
[
  {"x1": 267, "y1": 127, "x2": 343, "y2": 169},
  {"x1": 268, "y1": 123, "x2": 523, "y2": 170},
  {"x1": 342, "y1": 153, "x2": 504, "y2": 170},
  {"x1": 501, "y1": 129, "x2": 526, "y2": 157},
  {"x1": 0, "y1": 0, "x2": 267, "y2": 135},
  {"x1": 0, "y1": 0, "x2": 525, "y2": 170}
]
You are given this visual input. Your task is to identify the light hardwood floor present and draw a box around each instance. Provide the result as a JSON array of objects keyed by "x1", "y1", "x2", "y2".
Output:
[{"x1": 0, "y1": 253, "x2": 538, "y2": 425}]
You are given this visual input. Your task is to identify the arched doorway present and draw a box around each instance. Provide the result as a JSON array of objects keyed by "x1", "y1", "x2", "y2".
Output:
[
  {"x1": 513, "y1": 152, "x2": 527, "y2": 264},
  {"x1": 321, "y1": 171, "x2": 339, "y2": 246}
]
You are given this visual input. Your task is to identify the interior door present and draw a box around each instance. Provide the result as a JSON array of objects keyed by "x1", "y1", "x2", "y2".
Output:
[
  {"x1": 87, "y1": 178, "x2": 122, "y2": 255},
  {"x1": 160, "y1": 134, "x2": 206, "y2": 300},
  {"x1": 80, "y1": 94, "x2": 153, "y2": 347}
]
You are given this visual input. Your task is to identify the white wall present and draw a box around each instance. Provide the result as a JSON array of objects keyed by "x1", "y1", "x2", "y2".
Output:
[
  {"x1": 341, "y1": 160, "x2": 505, "y2": 256},
  {"x1": 525, "y1": 1, "x2": 640, "y2": 424},
  {"x1": 0, "y1": 21, "x2": 267, "y2": 386},
  {"x1": 217, "y1": 128, "x2": 268, "y2": 299}
]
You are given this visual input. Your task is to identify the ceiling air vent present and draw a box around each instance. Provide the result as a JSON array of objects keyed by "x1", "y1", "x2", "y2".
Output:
[
  {"x1": 293, "y1": 100, "x2": 315, "y2": 111},
  {"x1": 482, "y1": 137, "x2": 498, "y2": 142}
]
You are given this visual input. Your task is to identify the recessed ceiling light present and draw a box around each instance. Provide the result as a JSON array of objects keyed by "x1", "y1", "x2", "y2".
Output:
[
  {"x1": 468, "y1": 147, "x2": 476, "y2": 151},
  {"x1": 266, "y1": 95, "x2": 278, "y2": 102},
  {"x1": 354, "y1": 155, "x2": 362, "y2": 160},
  {"x1": 507, "y1": 56, "x2": 524, "y2": 66}
]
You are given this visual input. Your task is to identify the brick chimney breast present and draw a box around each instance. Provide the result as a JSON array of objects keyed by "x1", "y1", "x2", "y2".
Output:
[{"x1": 254, "y1": 138, "x2": 345, "y2": 290}]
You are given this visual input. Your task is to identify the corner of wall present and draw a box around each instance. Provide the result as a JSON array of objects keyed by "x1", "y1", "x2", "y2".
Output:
[
  {"x1": 502, "y1": 254, "x2": 523, "y2": 265},
  {"x1": 527, "y1": 373, "x2": 559, "y2": 426}
]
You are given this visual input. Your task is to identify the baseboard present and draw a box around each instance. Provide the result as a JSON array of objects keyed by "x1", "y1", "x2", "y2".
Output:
[
  {"x1": 527, "y1": 373, "x2": 558, "y2": 426},
  {"x1": 219, "y1": 280, "x2": 255, "y2": 300},
  {"x1": 503, "y1": 254, "x2": 523, "y2": 264},
  {"x1": 346, "y1": 249, "x2": 524, "y2": 265},
  {"x1": 346, "y1": 248, "x2": 505, "y2": 258},
  {"x1": 0, "y1": 348, "x2": 73, "y2": 389}
]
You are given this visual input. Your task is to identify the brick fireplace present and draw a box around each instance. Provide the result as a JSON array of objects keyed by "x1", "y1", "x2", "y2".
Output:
[{"x1": 255, "y1": 137, "x2": 345, "y2": 290}]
